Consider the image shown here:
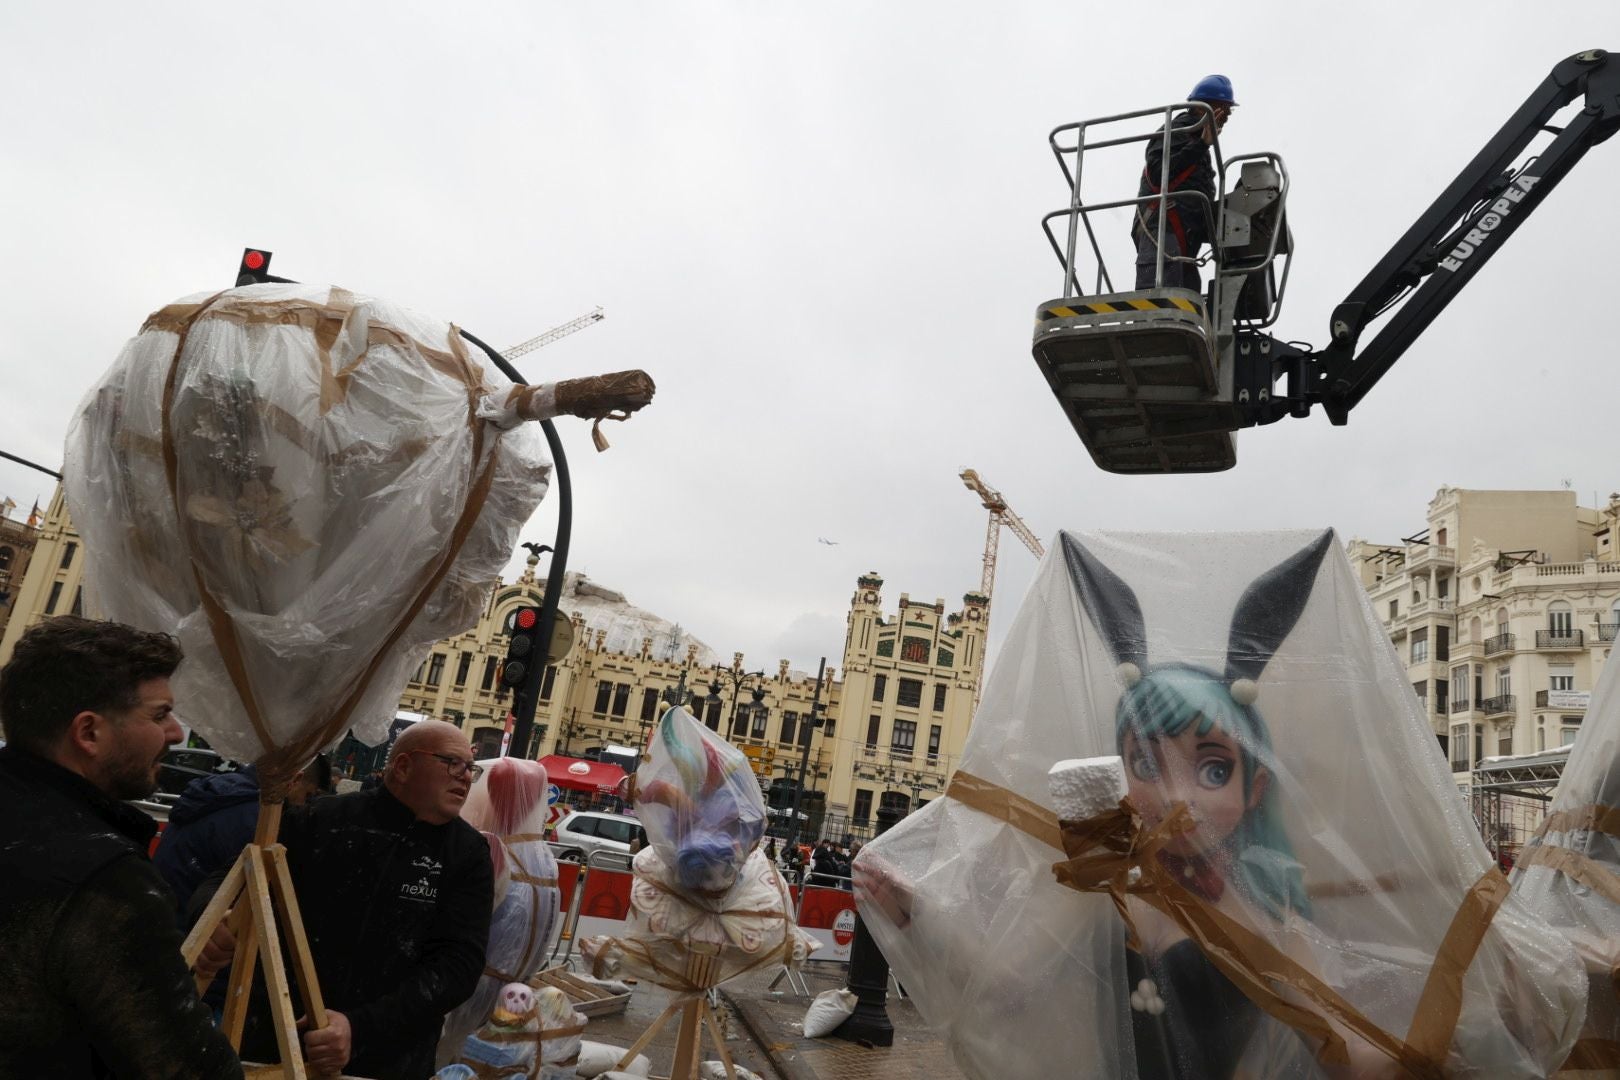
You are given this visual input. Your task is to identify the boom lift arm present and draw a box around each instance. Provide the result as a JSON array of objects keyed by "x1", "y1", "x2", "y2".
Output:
[{"x1": 1251, "y1": 49, "x2": 1620, "y2": 428}]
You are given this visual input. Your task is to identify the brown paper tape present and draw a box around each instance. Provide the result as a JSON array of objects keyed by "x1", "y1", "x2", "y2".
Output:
[
  {"x1": 949, "y1": 773, "x2": 1512, "y2": 1079},
  {"x1": 1540, "y1": 805, "x2": 1620, "y2": 842},
  {"x1": 1520, "y1": 844, "x2": 1620, "y2": 906}
]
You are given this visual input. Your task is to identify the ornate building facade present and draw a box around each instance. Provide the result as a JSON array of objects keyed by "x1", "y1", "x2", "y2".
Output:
[{"x1": 0, "y1": 486, "x2": 985, "y2": 841}]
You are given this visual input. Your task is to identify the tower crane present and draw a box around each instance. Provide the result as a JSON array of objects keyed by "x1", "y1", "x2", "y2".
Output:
[
  {"x1": 960, "y1": 468, "x2": 1044, "y2": 599},
  {"x1": 501, "y1": 306, "x2": 605, "y2": 361}
]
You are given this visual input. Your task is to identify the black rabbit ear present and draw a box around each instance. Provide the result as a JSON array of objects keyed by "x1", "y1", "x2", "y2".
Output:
[
  {"x1": 1062, "y1": 532, "x2": 1149, "y2": 671},
  {"x1": 1225, "y1": 529, "x2": 1336, "y2": 684}
]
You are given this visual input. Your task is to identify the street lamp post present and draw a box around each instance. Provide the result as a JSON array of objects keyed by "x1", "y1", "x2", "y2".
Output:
[
  {"x1": 704, "y1": 663, "x2": 767, "y2": 738},
  {"x1": 833, "y1": 802, "x2": 904, "y2": 1047},
  {"x1": 785, "y1": 657, "x2": 827, "y2": 859}
]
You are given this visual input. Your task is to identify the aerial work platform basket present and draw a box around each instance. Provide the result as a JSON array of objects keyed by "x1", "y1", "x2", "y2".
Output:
[{"x1": 1034, "y1": 103, "x2": 1291, "y2": 473}]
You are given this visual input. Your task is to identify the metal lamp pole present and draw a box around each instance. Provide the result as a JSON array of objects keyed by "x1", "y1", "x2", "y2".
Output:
[
  {"x1": 785, "y1": 657, "x2": 827, "y2": 858},
  {"x1": 834, "y1": 802, "x2": 904, "y2": 1046}
]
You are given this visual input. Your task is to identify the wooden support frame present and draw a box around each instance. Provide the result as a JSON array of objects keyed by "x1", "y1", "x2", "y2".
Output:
[
  {"x1": 179, "y1": 801, "x2": 328, "y2": 1080},
  {"x1": 613, "y1": 947, "x2": 737, "y2": 1080}
]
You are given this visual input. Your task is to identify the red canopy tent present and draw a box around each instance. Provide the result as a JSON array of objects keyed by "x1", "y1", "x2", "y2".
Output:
[{"x1": 539, "y1": 755, "x2": 627, "y2": 795}]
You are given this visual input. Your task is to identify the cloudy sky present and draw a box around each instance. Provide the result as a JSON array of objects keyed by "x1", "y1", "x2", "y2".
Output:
[{"x1": 3, "y1": 2, "x2": 1616, "y2": 677}]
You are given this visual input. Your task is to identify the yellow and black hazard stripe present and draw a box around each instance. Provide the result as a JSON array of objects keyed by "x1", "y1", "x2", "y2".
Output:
[{"x1": 1038, "y1": 296, "x2": 1202, "y2": 320}]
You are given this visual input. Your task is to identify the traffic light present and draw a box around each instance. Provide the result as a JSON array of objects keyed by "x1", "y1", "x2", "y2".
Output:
[
  {"x1": 236, "y1": 248, "x2": 273, "y2": 287},
  {"x1": 500, "y1": 605, "x2": 542, "y2": 693}
]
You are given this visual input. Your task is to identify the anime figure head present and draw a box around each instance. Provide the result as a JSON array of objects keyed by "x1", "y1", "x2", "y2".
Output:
[{"x1": 1065, "y1": 531, "x2": 1334, "y2": 922}]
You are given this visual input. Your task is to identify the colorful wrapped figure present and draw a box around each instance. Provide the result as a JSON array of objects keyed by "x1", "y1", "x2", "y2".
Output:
[
  {"x1": 438, "y1": 757, "x2": 563, "y2": 1068},
  {"x1": 855, "y1": 530, "x2": 1586, "y2": 1078},
  {"x1": 581, "y1": 706, "x2": 816, "y2": 995}
]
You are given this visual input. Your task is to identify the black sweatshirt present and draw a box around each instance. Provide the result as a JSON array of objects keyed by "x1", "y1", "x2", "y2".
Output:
[
  {"x1": 0, "y1": 746, "x2": 242, "y2": 1079},
  {"x1": 235, "y1": 785, "x2": 493, "y2": 1079}
]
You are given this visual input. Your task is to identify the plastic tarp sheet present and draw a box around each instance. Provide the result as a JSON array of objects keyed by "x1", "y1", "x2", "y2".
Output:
[
  {"x1": 854, "y1": 529, "x2": 1584, "y2": 1079},
  {"x1": 63, "y1": 284, "x2": 551, "y2": 773},
  {"x1": 1514, "y1": 646, "x2": 1620, "y2": 1061}
]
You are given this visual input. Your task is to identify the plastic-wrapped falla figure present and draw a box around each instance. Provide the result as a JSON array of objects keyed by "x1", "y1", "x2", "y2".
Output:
[
  {"x1": 1514, "y1": 646, "x2": 1620, "y2": 1069},
  {"x1": 854, "y1": 529, "x2": 1585, "y2": 1079}
]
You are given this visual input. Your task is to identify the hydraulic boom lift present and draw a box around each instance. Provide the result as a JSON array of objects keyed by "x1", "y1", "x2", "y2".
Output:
[{"x1": 1034, "y1": 49, "x2": 1620, "y2": 474}]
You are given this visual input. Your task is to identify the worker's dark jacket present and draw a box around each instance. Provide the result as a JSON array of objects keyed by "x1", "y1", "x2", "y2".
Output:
[
  {"x1": 234, "y1": 786, "x2": 493, "y2": 1080},
  {"x1": 0, "y1": 746, "x2": 242, "y2": 1080},
  {"x1": 153, "y1": 764, "x2": 263, "y2": 915},
  {"x1": 1135, "y1": 109, "x2": 1219, "y2": 251}
]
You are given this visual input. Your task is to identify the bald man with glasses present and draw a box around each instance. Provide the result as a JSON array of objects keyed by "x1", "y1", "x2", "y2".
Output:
[{"x1": 207, "y1": 719, "x2": 494, "y2": 1079}]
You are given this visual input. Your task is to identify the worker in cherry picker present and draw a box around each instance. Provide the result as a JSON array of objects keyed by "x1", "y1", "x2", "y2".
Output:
[{"x1": 1132, "y1": 75, "x2": 1236, "y2": 293}]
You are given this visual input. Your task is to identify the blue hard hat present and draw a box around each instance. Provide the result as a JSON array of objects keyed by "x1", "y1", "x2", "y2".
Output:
[{"x1": 1188, "y1": 74, "x2": 1237, "y2": 106}]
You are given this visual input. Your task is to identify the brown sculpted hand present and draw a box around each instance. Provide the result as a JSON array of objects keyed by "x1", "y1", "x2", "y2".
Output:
[
  {"x1": 299, "y1": 1010, "x2": 352, "y2": 1076},
  {"x1": 194, "y1": 920, "x2": 235, "y2": 981}
]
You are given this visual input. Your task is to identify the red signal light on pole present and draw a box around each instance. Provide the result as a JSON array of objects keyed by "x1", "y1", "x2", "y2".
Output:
[
  {"x1": 244, "y1": 250, "x2": 266, "y2": 270},
  {"x1": 515, "y1": 608, "x2": 538, "y2": 630}
]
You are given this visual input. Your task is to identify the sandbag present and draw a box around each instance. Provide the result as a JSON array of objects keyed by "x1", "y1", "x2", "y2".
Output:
[{"x1": 802, "y1": 987, "x2": 857, "y2": 1039}]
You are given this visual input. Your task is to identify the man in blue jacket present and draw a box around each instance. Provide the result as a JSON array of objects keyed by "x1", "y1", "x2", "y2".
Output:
[
  {"x1": 155, "y1": 755, "x2": 331, "y2": 913},
  {"x1": 1134, "y1": 74, "x2": 1237, "y2": 292}
]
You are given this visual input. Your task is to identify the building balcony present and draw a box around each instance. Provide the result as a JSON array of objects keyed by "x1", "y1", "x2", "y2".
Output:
[
  {"x1": 1536, "y1": 629, "x2": 1585, "y2": 650},
  {"x1": 1406, "y1": 597, "x2": 1454, "y2": 619},
  {"x1": 1483, "y1": 634, "x2": 1515, "y2": 657},
  {"x1": 1449, "y1": 698, "x2": 1472, "y2": 715},
  {"x1": 1405, "y1": 543, "x2": 1457, "y2": 570},
  {"x1": 1480, "y1": 694, "x2": 1516, "y2": 716},
  {"x1": 1599, "y1": 623, "x2": 1620, "y2": 643}
]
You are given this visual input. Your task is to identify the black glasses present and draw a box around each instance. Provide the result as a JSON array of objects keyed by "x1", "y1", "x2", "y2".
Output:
[{"x1": 408, "y1": 750, "x2": 484, "y2": 781}]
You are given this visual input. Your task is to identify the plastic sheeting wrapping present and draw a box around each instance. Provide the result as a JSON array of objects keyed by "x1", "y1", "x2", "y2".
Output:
[
  {"x1": 854, "y1": 530, "x2": 1585, "y2": 1079},
  {"x1": 62, "y1": 284, "x2": 551, "y2": 773},
  {"x1": 439, "y1": 757, "x2": 563, "y2": 1067},
  {"x1": 580, "y1": 707, "x2": 815, "y2": 996},
  {"x1": 1514, "y1": 649, "x2": 1620, "y2": 1064}
]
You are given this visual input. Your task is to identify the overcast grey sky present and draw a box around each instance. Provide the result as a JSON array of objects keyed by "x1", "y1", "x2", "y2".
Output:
[{"x1": 3, "y1": 2, "x2": 1617, "y2": 677}]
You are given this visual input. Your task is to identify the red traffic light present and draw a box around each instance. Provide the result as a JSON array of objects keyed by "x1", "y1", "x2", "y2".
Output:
[
  {"x1": 243, "y1": 250, "x2": 266, "y2": 270},
  {"x1": 515, "y1": 608, "x2": 538, "y2": 630}
]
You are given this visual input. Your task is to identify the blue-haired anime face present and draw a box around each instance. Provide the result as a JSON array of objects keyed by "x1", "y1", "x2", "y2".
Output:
[
  {"x1": 1112, "y1": 663, "x2": 1308, "y2": 918},
  {"x1": 1116, "y1": 666, "x2": 1271, "y2": 850}
]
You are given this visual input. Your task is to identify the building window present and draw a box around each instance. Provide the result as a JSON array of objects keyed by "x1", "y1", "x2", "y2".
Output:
[
  {"x1": 891, "y1": 719, "x2": 916, "y2": 758},
  {"x1": 799, "y1": 716, "x2": 814, "y2": 748},
  {"x1": 879, "y1": 790, "x2": 911, "y2": 815},
  {"x1": 0, "y1": 547, "x2": 11, "y2": 573},
  {"x1": 426, "y1": 653, "x2": 446, "y2": 687},
  {"x1": 1548, "y1": 603, "x2": 1574, "y2": 635},
  {"x1": 876, "y1": 638, "x2": 895, "y2": 658},
  {"x1": 901, "y1": 637, "x2": 928, "y2": 664},
  {"x1": 1499, "y1": 732, "x2": 1512, "y2": 756},
  {"x1": 1538, "y1": 727, "x2": 1546, "y2": 752},
  {"x1": 1436, "y1": 528, "x2": 1447, "y2": 547},
  {"x1": 936, "y1": 649, "x2": 954, "y2": 667},
  {"x1": 1562, "y1": 716, "x2": 1583, "y2": 746},
  {"x1": 454, "y1": 652, "x2": 472, "y2": 687},
  {"x1": 928, "y1": 724, "x2": 942, "y2": 760},
  {"x1": 1412, "y1": 680, "x2": 1427, "y2": 704},
  {"x1": 872, "y1": 675, "x2": 887, "y2": 703},
  {"x1": 1436, "y1": 626, "x2": 1450, "y2": 661},
  {"x1": 1389, "y1": 599, "x2": 1399, "y2": 619},
  {"x1": 704, "y1": 698, "x2": 722, "y2": 730},
  {"x1": 541, "y1": 665, "x2": 558, "y2": 700},
  {"x1": 60, "y1": 541, "x2": 77, "y2": 570},
  {"x1": 823, "y1": 716, "x2": 836, "y2": 739},
  {"x1": 1474, "y1": 724, "x2": 1484, "y2": 766},
  {"x1": 481, "y1": 656, "x2": 497, "y2": 691},
  {"x1": 1450, "y1": 725, "x2": 1468, "y2": 772},
  {"x1": 1496, "y1": 667, "x2": 1511, "y2": 697},
  {"x1": 412, "y1": 661, "x2": 426, "y2": 684},
  {"x1": 853, "y1": 788, "x2": 874, "y2": 825},
  {"x1": 1550, "y1": 668, "x2": 1575, "y2": 692},
  {"x1": 780, "y1": 711, "x2": 798, "y2": 746},
  {"x1": 933, "y1": 684, "x2": 947, "y2": 712},
  {"x1": 1410, "y1": 628, "x2": 1428, "y2": 664},
  {"x1": 45, "y1": 580, "x2": 63, "y2": 614},
  {"x1": 897, "y1": 678, "x2": 923, "y2": 709},
  {"x1": 70, "y1": 587, "x2": 82, "y2": 617},
  {"x1": 641, "y1": 688, "x2": 660, "y2": 723},
  {"x1": 866, "y1": 715, "x2": 881, "y2": 748},
  {"x1": 594, "y1": 680, "x2": 613, "y2": 714},
  {"x1": 611, "y1": 684, "x2": 630, "y2": 717}
]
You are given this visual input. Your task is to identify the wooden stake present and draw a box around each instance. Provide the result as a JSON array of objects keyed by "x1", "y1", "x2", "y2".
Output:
[
  {"x1": 184, "y1": 851, "x2": 248, "y2": 993},
  {"x1": 702, "y1": 1000, "x2": 737, "y2": 1080},
  {"x1": 266, "y1": 844, "x2": 327, "y2": 1031},
  {"x1": 670, "y1": 1001, "x2": 703, "y2": 1080},
  {"x1": 246, "y1": 846, "x2": 305, "y2": 1080},
  {"x1": 221, "y1": 875, "x2": 263, "y2": 1048},
  {"x1": 616, "y1": 1001, "x2": 681, "y2": 1070}
]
